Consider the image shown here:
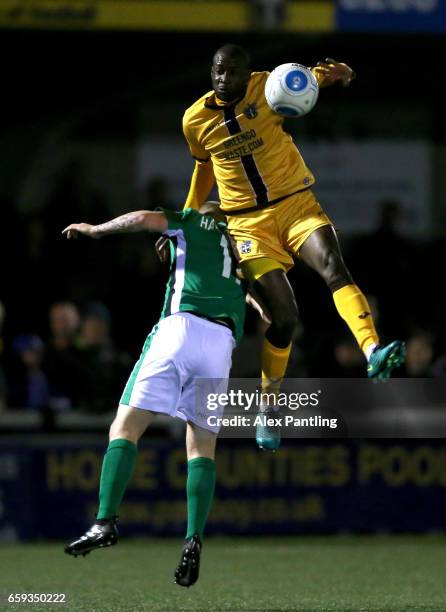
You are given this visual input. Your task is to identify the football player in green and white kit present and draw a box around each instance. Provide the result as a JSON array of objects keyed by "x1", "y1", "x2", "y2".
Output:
[{"x1": 62, "y1": 202, "x2": 245, "y2": 587}]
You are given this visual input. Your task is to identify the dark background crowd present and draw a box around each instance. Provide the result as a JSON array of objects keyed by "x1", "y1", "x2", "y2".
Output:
[{"x1": 0, "y1": 26, "x2": 445, "y2": 415}]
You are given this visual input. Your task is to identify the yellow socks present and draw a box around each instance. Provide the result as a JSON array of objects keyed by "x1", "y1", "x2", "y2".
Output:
[
  {"x1": 332, "y1": 284, "x2": 379, "y2": 356},
  {"x1": 261, "y1": 337, "x2": 292, "y2": 400}
]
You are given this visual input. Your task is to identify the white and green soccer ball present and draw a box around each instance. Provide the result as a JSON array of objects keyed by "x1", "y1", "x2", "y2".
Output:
[{"x1": 265, "y1": 62, "x2": 319, "y2": 118}]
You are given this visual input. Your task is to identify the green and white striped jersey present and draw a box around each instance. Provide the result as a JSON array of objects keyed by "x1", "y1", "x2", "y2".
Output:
[{"x1": 159, "y1": 208, "x2": 245, "y2": 343}]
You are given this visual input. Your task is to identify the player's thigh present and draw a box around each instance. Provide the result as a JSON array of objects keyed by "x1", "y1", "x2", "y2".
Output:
[
  {"x1": 199, "y1": 322, "x2": 235, "y2": 378},
  {"x1": 110, "y1": 404, "x2": 155, "y2": 443},
  {"x1": 186, "y1": 421, "x2": 217, "y2": 460},
  {"x1": 120, "y1": 317, "x2": 185, "y2": 416},
  {"x1": 298, "y1": 224, "x2": 343, "y2": 272},
  {"x1": 282, "y1": 190, "x2": 333, "y2": 257},
  {"x1": 176, "y1": 318, "x2": 234, "y2": 435}
]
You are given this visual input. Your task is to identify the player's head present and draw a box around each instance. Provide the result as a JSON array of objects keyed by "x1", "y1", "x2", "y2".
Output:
[
  {"x1": 211, "y1": 44, "x2": 251, "y2": 102},
  {"x1": 199, "y1": 201, "x2": 226, "y2": 223}
]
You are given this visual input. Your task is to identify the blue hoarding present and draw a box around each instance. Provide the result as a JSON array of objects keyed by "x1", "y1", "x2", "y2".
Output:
[
  {"x1": 1, "y1": 437, "x2": 446, "y2": 540},
  {"x1": 336, "y1": 0, "x2": 446, "y2": 33}
]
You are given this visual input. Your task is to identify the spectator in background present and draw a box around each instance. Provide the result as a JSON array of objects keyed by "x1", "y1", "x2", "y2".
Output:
[
  {"x1": 45, "y1": 301, "x2": 84, "y2": 410},
  {"x1": 8, "y1": 335, "x2": 49, "y2": 410},
  {"x1": 403, "y1": 329, "x2": 435, "y2": 377},
  {"x1": 49, "y1": 301, "x2": 80, "y2": 351},
  {"x1": 374, "y1": 200, "x2": 405, "y2": 238},
  {"x1": 332, "y1": 337, "x2": 365, "y2": 377},
  {"x1": 76, "y1": 302, "x2": 130, "y2": 413},
  {"x1": 79, "y1": 302, "x2": 112, "y2": 350},
  {"x1": 347, "y1": 200, "x2": 412, "y2": 340},
  {"x1": 364, "y1": 200, "x2": 411, "y2": 266}
]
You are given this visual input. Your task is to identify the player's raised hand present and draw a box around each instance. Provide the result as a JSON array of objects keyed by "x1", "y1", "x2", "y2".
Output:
[
  {"x1": 314, "y1": 58, "x2": 355, "y2": 87},
  {"x1": 62, "y1": 223, "x2": 99, "y2": 239}
]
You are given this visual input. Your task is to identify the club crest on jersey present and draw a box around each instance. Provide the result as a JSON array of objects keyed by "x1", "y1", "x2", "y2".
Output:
[
  {"x1": 239, "y1": 240, "x2": 252, "y2": 254},
  {"x1": 243, "y1": 103, "x2": 258, "y2": 119}
]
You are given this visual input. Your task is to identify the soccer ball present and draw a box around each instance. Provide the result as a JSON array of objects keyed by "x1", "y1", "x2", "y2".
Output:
[{"x1": 265, "y1": 63, "x2": 319, "y2": 118}]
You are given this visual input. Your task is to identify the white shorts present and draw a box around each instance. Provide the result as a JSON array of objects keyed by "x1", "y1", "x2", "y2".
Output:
[{"x1": 120, "y1": 312, "x2": 235, "y2": 433}]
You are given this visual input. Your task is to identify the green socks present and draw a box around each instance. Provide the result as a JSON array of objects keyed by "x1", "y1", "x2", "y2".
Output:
[
  {"x1": 97, "y1": 438, "x2": 137, "y2": 520},
  {"x1": 96, "y1": 444, "x2": 215, "y2": 537},
  {"x1": 186, "y1": 457, "x2": 216, "y2": 538}
]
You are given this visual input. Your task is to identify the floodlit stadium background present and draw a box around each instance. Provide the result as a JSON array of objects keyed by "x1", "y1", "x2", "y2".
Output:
[{"x1": 1, "y1": 0, "x2": 446, "y2": 546}]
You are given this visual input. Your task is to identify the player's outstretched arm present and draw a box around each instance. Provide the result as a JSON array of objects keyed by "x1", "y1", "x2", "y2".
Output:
[
  {"x1": 311, "y1": 58, "x2": 355, "y2": 88},
  {"x1": 62, "y1": 211, "x2": 168, "y2": 239}
]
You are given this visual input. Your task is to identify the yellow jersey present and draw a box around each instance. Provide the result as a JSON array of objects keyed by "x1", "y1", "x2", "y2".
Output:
[{"x1": 182, "y1": 71, "x2": 315, "y2": 214}]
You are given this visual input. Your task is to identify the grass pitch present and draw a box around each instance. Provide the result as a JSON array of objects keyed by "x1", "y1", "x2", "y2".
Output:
[{"x1": 1, "y1": 535, "x2": 445, "y2": 611}]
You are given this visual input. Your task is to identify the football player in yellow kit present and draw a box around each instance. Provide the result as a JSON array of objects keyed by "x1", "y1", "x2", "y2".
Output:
[{"x1": 180, "y1": 44, "x2": 405, "y2": 450}]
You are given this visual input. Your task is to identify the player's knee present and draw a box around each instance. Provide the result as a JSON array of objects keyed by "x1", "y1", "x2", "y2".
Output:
[
  {"x1": 109, "y1": 405, "x2": 150, "y2": 443},
  {"x1": 271, "y1": 310, "x2": 300, "y2": 344},
  {"x1": 283, "y1": 311, "x2": 300, "y2": 341},
  {"x1": 109, "y1": 417, "x2": 136, "y2": 443},
  {"x1": 187, "y1": 423, "x2": 216, "y2": 460},
  {"x1": 319, "y1": 249, "x2": 352, "y2": 291}
]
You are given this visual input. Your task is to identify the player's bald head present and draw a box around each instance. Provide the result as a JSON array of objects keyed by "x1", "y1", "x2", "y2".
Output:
[
  {"x1": 211, "y1": 44, "x2": 251, "y2": 102},
  {"x1": 213, "y1": 44, "x2": 250, "y2": 69}
]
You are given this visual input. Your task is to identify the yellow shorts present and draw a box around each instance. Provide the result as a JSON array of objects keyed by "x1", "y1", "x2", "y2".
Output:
[{"x1": 227, "y1": 189, "x2": 332, "y2": 280}]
